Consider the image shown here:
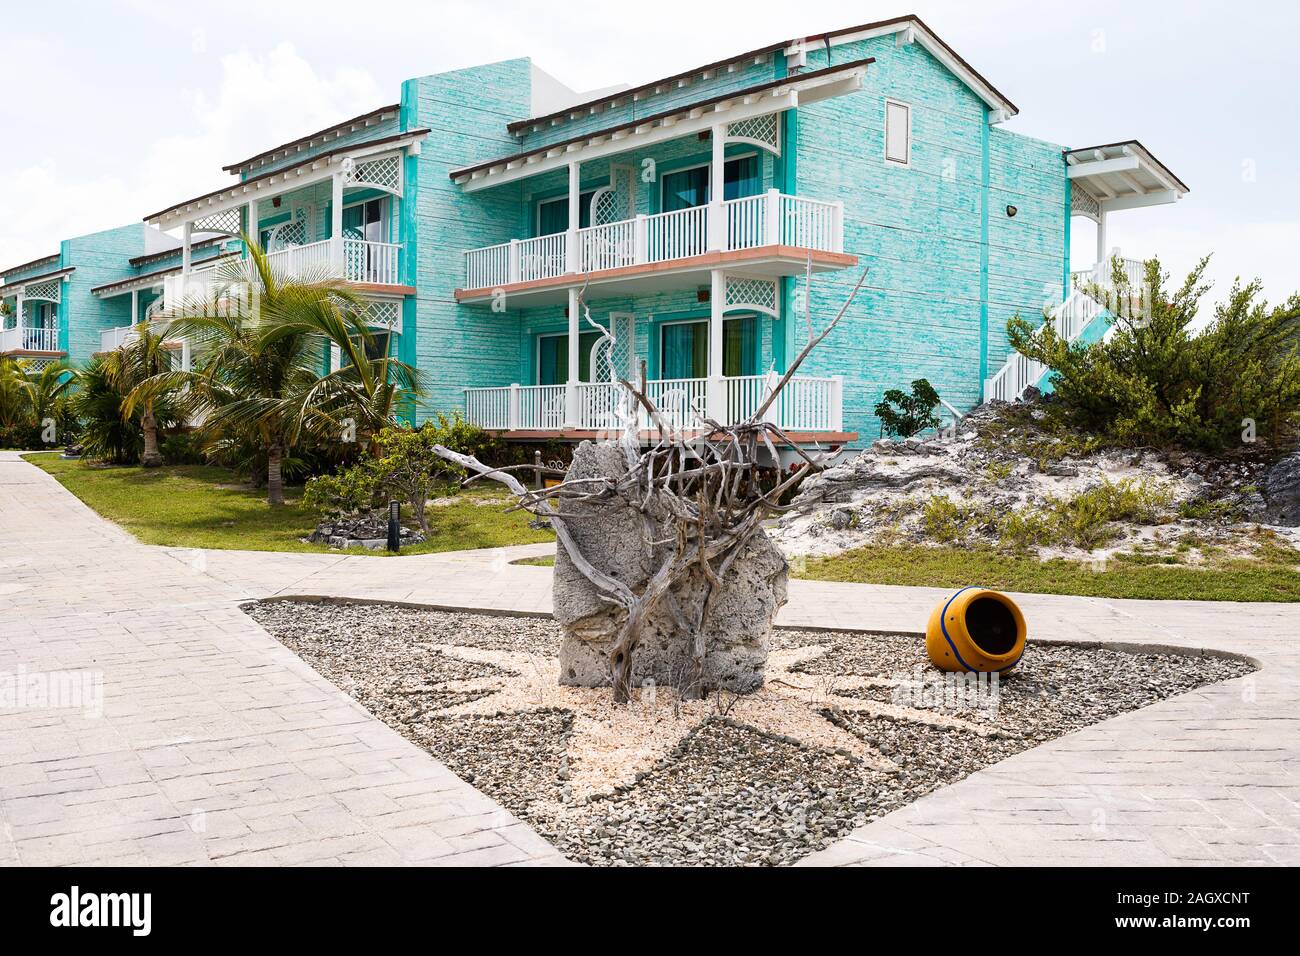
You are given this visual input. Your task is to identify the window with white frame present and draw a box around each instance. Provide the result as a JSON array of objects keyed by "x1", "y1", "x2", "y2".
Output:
[{"x1": 885, "y1": 99, "x2": 911, "y2": 167}]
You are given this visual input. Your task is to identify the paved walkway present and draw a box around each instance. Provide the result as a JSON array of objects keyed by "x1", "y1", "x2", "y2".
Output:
[
  {"x1": 196, "y1": 520, "x2": 1300, "y2": 866},
  {"x1": 0, "y1": 453, "x2": 564, "y2": 866},
  {"x1": 4, "y1": 451, "x2": 1298, "y2": 866}
]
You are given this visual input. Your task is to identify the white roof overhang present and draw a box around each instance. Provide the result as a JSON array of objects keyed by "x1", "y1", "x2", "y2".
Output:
[
  {"x1": 451, "y1": 62, "x2": 870, "y2": 193},
  {"x1": 146, "y1": 130, "x2": 427, "y2": 232},
  {"x1": 1066, "y1": 142, "x2": 1188, "y2": 216}
]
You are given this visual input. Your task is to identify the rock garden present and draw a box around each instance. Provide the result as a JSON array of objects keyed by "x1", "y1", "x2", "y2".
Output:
[{"x1": 246, "y1": 600, "x2": 1254, "y2": 866}]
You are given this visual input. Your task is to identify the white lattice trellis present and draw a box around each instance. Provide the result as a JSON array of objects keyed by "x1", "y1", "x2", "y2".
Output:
[
  {"x1": 345, "y1": 154, "x2": 403, "y2": 196},
  {"x1": 725, "y1": 275, "x2": 779, "y2": 318},
  {"x1": 726, "y1": 113, "x2": 780, "y2": 154},
  {"x1": 589, "y1": 312, "x2": 635, "y2": 384},
  {"x1": 192, "y1": 208, "x2": 243, "y2": 237},
  {"x1": 1071, "y1": 185, "x2": 1101, "y2": 221},
  {"x1": 365, "y1": 299, "x2": 401, "y2": 331},
  {"x1": 22, "y1": 358, "x2": 56, "y2": 374},
  {"x1": 267, "y1": 210, "x2": 309, "y2": 250},
  {"x1": 22, "y1": 279, "x2": 61, "y2": 303},
  {"x1": 589, "y1": 164, "x2": 636, "y2": 227}
]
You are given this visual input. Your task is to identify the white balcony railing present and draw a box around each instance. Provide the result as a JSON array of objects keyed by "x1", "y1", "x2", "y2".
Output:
[
  {"x1": 100, "y1": 325, "x2": 136, "y2": 352},
  {"x1": 466, "y1": 374, "x2": 844, "y2": 434},
  {"x1": 462, "y1": 189, "x2": 845, "y2": 289},
  {"x1": 1072, "y1": 255, "x2": 1146, "y2": 291},
  {"x1": 0, "y1": 324, "x2": 60, "y2": 352},
  {"x1": 163, "y1": 239, "x2": 402, "y2": 312}
]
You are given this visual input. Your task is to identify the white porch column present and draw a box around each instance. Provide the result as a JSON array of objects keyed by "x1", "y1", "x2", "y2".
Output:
[
  {"x1": 247, "y1": 198, "x2": 259, "y2": 244},
  {"x1": 14, "y1": 290, "x2": 24, "y2": 330},
  {"x1": 565, "y1": 160, "x2": 581, "y2": 273},
  {"x1": 707, "y1": 269, "x2": 726, "y2": 422},
  {"x1": 331, "y1": 171, "x2": 345, "y2": 277},
  {"x1": 565, "y1": 286, "x2": 580, "y2": 427},
  {"x1": 131, "y1": 289, "x2": 139, "y2": 326},
  {"x1": 708, "y1": 124, "x2": 727, "y2": 251},
  {"x1": 181, "y1": 222, "x2": 193, "y2": 275},
  {"x1": 1095, "y1": 209, "x2": 1108, "y2": 273}
]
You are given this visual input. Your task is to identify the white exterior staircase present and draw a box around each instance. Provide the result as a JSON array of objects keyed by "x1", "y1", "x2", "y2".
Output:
[{"x1": 983, "y1": 256, "x2": 1142, "y2": 403}]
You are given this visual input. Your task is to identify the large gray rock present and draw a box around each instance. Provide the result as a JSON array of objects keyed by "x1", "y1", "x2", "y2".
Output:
[
  {"x1": 552, "y1": 441, "x2": 787, "y2": 694},
  {"x1": 1261, "y1": 452, "x2": 1300, "y2": 526}
]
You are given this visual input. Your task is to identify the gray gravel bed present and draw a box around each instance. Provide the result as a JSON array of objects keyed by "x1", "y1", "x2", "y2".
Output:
[{"x1": 247, "y1": 599, "x2": 1256, "y2": 866}]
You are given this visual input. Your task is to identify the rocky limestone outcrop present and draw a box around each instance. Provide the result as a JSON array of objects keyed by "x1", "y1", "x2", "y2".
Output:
[
  {"x1": 1261, "y1": 452, "x2": 1300, "y2": 526},
  {"x1": 775, "y1": 399, "x2": 1296, "y2": 561},
  {"x1": 553, "y1": 441, "x2": 787, "y2": 693}
]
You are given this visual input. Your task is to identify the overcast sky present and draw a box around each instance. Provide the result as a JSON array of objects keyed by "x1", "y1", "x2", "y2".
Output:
[{"x1": 2, "y1": 0, "x2": 1296, "y2": 311}]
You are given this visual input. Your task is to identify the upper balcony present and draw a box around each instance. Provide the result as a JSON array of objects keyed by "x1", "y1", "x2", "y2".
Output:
[
  {"x1": 142, "y1": 126, "x2": 428, "y2": 312},
  {"x1": 0, "y1": 267, "x2": 70, "y2": 356},
  {"x1": 449, "y1": 59, "x2": 871, "y2": 308},
  {"x1": 458, "y1": 190, "x2": 849, "y2": 306}
]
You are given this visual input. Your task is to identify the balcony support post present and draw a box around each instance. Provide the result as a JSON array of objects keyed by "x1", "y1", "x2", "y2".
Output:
[
  {"x1": 565, "y1": 286, "x2": 580, "y2": 427},
  {"x1": 763, "y1": 369, "x2": 782, "y2": 426},
  {"x1": 708, "y1": 124, "x2": 726, "y2": 251},
  {"x1": 246, "y1": 198, "x2": 259, "y2": 246},
  {"x1": 181, "y1": 222, "x2": 192, "y2": 276},
  {"x1": 565, "y1": 160, "x2": 581, "y2": 273},
  {"x1": 829, "y1": 375, "x2": 844, "y2": 432},
  {"x1": 331, "y1": 171, "x2": 345, "y2": 277},
  {"x1": 508, "y1": 383, "x2": 521, "y2": 431},
  {"x1": 1094, "y1": 209, "x2": 1108, "y2": 272},
  {"x1": 707, "y1": 269, "x2": 726, "y2": 423},
  {"x1": 764, "y1": 189, "x2": 781, "y2": 246},
  {"x1": 131, "y1": 289, "x2": 139, "y2": 327},
  {"x1": 508, "y1": 239, "x2": 521, "y2": 284},
  {"x1": 633, "y1": 214, "x2": 648, "y2": 265}
]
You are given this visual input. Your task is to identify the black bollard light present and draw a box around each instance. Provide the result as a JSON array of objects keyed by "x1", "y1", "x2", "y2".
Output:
[{"x1": 387, "y1": 500, "x2": 401, "y2": 553}]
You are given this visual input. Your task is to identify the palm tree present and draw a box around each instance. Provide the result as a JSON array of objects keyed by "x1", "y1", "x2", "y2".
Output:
[
  {"x1": 23, "y1": 360, "x2": 76, "y2": 445},
  {"x1": 107, "y1": 328, "x2": 179, "y2": 467},
  {"x1": 0, "y1": 359, "x2": 75, "y2": 448},
  {"x1": 0, "y1": 360, "x2": 28, "y2": 433},
  {"x1": 158, "y1": 239, "x2": 420, "y2": 505}
]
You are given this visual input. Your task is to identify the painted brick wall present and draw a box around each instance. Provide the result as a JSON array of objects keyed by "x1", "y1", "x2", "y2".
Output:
[
  {"x1": 404, "y1": 59, "x2": 535, "y2": 419},
  {"x1": 792, "y1": 35, "x2": 1066, "y2": 442},
  {"x1": 61, "y1": 224, "x2": 150, "y2": 365}
]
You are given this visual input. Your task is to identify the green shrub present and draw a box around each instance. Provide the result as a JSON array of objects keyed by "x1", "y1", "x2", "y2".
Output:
[
  {"x1": 1048, "y1": 478, "x2": 1174, "y2": 550},
  {"x1": 1177, "y1": 497, "x2": 1241, "y2": 523},
  {"x1": 1007, "y1": 256, "x2": 1300, "y2": 452},
  {"x1": 997, "y1": 509, "x2": 1057, "y2": 551},
  {"x1": 875, "y1": 378, "x2": 942, "y2": 438},
  {"x1": 920, "y1": 495, "x2": 981, "y2": 543},
  {"x1": 303, "y1": 413, "x2": 489, "y2": 534}
]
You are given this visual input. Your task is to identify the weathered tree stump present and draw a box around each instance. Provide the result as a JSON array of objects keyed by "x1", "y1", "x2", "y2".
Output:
[{"x1": 553, "y1": 441, "x2": 787, "y2": 694}]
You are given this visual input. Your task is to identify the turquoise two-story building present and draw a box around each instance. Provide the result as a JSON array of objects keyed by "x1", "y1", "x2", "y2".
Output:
[{"x1": 1, "y1": 14, "x2": 1187, "y2": 447}]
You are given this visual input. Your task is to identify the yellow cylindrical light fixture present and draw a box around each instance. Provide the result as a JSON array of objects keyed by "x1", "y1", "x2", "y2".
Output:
[{"x1": 926, "y1": 587, "x2": 1027, "y2": 673}]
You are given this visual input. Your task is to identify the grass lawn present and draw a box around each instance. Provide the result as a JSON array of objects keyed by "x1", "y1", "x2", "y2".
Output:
[
  {"x1": 26, "y1": 453, "x2": 554, "y2": 555},
  {"x1": 796, "y1": 542, "x2": 1300, "y2": 602}
]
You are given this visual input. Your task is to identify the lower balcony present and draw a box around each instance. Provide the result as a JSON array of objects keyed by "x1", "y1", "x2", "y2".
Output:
[
  {"x1": 0, "y1": 323, "x2": 61, "y2": 355},
  {"x1": 465, "y1": 373, "x2": 850, "y2": 442},
  {"x1": 458, "y1": 192, "x2": 852, "y2": 306}
]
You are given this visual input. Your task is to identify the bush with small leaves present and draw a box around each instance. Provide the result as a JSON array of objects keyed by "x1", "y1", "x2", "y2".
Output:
[{"x1": 875, "y1": 378, "x2": 942, "y2": 438}]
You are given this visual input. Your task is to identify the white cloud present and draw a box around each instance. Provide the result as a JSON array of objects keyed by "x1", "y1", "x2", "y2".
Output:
[{"x1": 0, "y1": 43, "x2": 382, "y2": 267}]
